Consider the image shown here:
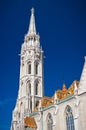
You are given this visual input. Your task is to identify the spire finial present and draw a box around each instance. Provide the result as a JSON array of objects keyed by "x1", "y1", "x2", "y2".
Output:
[
  {"x1": 28, "y1": 7, "x2": 36, "y2": 34},
  {"x1": 31, "y1": 8, "x2": 34, "y2": 14},
  {"x1": 74, "y1": 81, "x2": 78, "y2": 95},
  {"x1": 38, "y1": 99, "x2": 42, "y2": 111},
  {"x1": 54, "y1": 91, "x2": 58, "y2": 104}
]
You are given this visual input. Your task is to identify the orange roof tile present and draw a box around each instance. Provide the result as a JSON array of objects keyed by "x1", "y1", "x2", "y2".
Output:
[
  {"x1": 33, "y1": 80, "x2": 79, "y2": 111},
  {"x1": 41, "y1": 96, "x2": 53, "y2": 108},
  {"x1": 56, "y1": 80, "x2": 79, "y2": 100},
  {"x1": 24, "y1": 117, "x2": 37, "y2": 129}
]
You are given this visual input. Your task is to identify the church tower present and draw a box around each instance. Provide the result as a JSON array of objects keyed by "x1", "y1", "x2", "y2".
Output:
[{"x1": 11, "y1": 8, "x2": 44, "y2": 130}]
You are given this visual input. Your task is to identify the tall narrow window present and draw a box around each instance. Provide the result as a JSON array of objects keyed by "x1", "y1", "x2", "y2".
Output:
[
  {"x1": 26, "y1": 81, "x2": 31, "y2": 95},
  {"x1": 35, "y1": 82, "x2": 38, "y2": 95},
  {"x1": 30, "y1": 100, "x2": 32, "y2": 113},
  {"x1": 28, "y1": 64, "x2": 31, "y2": 74},
  {"x1": 66, "y1": 105, "x2": 75, "y2": 130},
  {"x1": 29, "y1": 82, "x2": 31, "y2": 95},
  {"x1": 47, "y1": 113, "x2": 53, "y2": 130},
  {"x1": 35, "y1": 101, "x2": 39, "y2": 107},
  {"x1": 35, "y1": 62, "x2": 38, "y2": 75},
  {"x1": 18, "y1": 112, "x2": 20, "y2": 119},
  {"x1": 20, "y1": 102, "x2": 23, "y2": 113}
]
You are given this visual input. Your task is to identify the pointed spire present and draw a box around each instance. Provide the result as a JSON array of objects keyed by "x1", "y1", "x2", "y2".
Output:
[
  {"x1": 38, "y1": 99, "x2": 42, "y2": 111},
  {"x1": 54, "y1": 91, "x2": 58, "y2": 104},
  {"x1": 28, "y1": 8, "x2": 36, "y2": 35},
  {"x1": 78, "y1": 56, "x2": 86, "y2": 94},
  {"x1": 74, "y1": 81, "x2": 78, "y2": 96},
  {"x1": 24, "y1": 8, "x2": 40, "y2": 46},
  {"x1": 62, "y1": 83, "x2": 67, "y2": 91}
]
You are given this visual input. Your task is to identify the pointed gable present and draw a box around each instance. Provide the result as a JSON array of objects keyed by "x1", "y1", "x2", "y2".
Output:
[{"x1": 79, "y1": 57, "x2": 86, "y2": 94}]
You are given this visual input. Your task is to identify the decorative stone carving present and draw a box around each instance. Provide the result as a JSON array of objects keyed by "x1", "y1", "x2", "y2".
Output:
[
  {"x1": 53, "y1": 105, "x2": 59, "y2": 115},
  {"x1": 74, "y1": 81, "x2": 80, "y2": 119}
]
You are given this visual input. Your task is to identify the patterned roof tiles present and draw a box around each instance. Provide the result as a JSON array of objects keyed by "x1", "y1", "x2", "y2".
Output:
[{"x1": 24, "y1": 117, "x2": 37, "y2": 129}]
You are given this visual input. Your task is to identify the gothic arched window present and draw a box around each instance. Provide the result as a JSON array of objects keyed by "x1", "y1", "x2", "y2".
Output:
[
  {"x1": 29, "y1": 82, "x2": 31, "y2": 95},
  {"x1": 65, "y1": 105, "x2": 75, "y2": 130},
  {"x1": 35, "y1": 100, "x2": 39, "y2": 107},
  {"x1": 30, "y1": 100, "x2": 32, "y2": 113},
  {"x1": 47, "y1": 113, "x2": 53, "y2": 130},
  {"x1": 26, "y1": 81, "x2": 31, "y2": 95},
  {"x1": 27, "y1": 62, "x2": 31, "y2": 74},
  {"x1": 35, "y1": 81, "x2": 38, "y2": 95},
  {"x1": 35, "y1": 62, "x2": 39, "y2": 75}
]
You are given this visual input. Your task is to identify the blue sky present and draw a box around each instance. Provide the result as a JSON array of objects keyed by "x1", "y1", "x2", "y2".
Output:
[{"x1": 0, "y1": 0, "x2": 86, "y2": 130}]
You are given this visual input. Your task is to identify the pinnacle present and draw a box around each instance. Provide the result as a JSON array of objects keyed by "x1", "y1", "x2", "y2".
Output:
[
  {"x1": 28, "y1": 7, "x2": 36, "y2": 35},
  {"x1": 31, "y1": 8, "x2": 34, "y2": 14}
]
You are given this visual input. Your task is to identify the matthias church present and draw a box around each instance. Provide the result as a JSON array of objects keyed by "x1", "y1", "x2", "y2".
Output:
[{"x1": 11, "y1": 8, "x2": 86, "y2": 130}]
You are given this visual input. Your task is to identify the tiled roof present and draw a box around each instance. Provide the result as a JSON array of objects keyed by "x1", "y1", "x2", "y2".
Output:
[
  {"x1": 33, "y1": 80, "x2": 79, "y2": 111},
  {"x1": 33, "y1": 96, "x2": 53, "y2": 112},
  {"x1": 41, "y1": 96, "x2": 53, "y2": 108},
  {"x1": 24, "y1": 117, "x2": 37, "y2": 129},
  {"x1": 55, "y1": 80, "x2": 79, "y2": 100}
]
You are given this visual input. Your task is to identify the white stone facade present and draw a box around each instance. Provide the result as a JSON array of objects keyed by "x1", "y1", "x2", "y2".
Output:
[{"x1": 11, "y1": 8, "x2": 86, "y2": 130}]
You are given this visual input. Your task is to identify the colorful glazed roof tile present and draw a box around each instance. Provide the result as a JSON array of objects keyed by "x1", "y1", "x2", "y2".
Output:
[
  {"x1": 24, "y1": 117, "x2": 37, "y2": 129},
  {"x1": 41, "y1": 96, "x2": 53, "y2": 108},
  {"x1": 54, "y1": 80, "x2": 79, "y2": 100},
  {"x1": 34, "y1": 80, "x2": 79, "y2": 111}
]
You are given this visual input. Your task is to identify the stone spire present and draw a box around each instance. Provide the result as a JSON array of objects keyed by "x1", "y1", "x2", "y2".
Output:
[
  {"x1": 28, "y1": 8, "x2": 36, "y2": 35},
  {"x1": 74, "y1": 81, "x2": 78, "y2": 96},
  {"x1": 38, "y1": 99, "x2": 42, "y2": 111},
  {"x1": 78, "y1": 56, "x2": 86, "y2": 94},
  {"x1": 24, "y1": 8, "x2": 40, "y2": 46},
  {"x1": 54, "y1": 91, "x2": 58, "y2": 104}
]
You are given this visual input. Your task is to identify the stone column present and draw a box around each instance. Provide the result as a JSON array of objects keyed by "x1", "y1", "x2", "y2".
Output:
[{"x1": 74, "y1": 117, "x2": 79, "y2": 130}]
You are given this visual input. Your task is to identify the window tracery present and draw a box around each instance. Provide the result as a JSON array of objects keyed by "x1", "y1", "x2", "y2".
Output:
[
  {"x1": 65, "y1": 105, "x2": 75, "y2": 130},
  {"x1": 47, "y1": 113, "x2": 53, "y2": 130}
]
